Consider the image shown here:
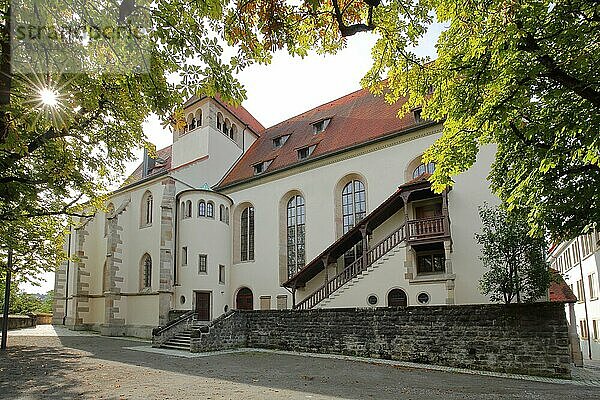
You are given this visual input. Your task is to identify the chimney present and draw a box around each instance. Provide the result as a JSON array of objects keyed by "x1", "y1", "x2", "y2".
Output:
[{"x1": 142, "y1": 147, "x2": 156, "y2": 178}]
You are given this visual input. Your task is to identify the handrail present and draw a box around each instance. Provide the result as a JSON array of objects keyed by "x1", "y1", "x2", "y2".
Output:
[
  {"x1": 295, "y1": 224, "x2": 406, "y2": 310},
  {"x1": 152, "y1": 309, "x2": 195, "y2": 336},
  {"x1": 407, "y1": 215, "x2": 447, "y2": 241}
]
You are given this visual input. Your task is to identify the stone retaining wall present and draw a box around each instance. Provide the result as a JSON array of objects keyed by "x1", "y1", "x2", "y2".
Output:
[
  {"x1": 0, "y1": 315, "x2": 36, "y2": 330},
  {"x1": 189, "y1": 303, "x2": 572, "y2": 378}
]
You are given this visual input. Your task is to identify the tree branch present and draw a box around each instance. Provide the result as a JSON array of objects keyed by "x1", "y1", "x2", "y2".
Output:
[
  {"x1": 331, "y1": 0, "x2": 375, "y2": 37},
  {"x1": 517, "y1": 25, "x2": 600, "y2": 109}
]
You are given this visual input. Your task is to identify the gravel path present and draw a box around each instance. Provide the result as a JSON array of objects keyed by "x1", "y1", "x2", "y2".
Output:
[{"x1": 0, "y1": 327, "x2": 598, "y2": 400}]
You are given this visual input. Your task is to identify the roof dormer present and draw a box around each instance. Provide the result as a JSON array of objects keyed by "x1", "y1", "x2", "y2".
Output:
[{"x1": 312, "y1": 117, "x2": 331, "y2": 134}]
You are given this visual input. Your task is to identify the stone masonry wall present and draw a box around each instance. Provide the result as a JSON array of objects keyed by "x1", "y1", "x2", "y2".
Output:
[
  {"x1": 189, "y1": 311, "x2": 247, "y2": 352},
  {"x1": 189, "y1": 303, "x2": 571, "y2": 378}
]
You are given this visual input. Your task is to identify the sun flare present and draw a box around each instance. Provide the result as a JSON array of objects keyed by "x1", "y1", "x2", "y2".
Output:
[{"x1": 39, "y1": 87, "x2": 59, "y2": 108}]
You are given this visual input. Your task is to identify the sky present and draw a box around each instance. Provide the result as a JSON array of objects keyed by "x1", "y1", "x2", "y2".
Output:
[{"x1": 22, "y1": 24, "x2": 444, "y2": 294}]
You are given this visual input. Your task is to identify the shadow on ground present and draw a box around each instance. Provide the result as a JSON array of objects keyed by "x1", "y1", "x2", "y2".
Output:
[{"x1": 0, "y1": 334, "x2": 598, "y2": 399}]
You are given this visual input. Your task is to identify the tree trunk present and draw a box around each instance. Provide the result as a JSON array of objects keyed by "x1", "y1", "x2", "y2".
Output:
[{"x1": 1, "y1": 248, "x2": 12, "y2": 350}]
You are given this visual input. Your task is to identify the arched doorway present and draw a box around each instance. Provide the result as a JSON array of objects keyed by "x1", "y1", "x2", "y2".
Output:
[
  {"x1": 236, "y1": 287, "x2": 254, "y2": 310},
  {"x1": 388, "y1": 289, "x2": 408, "y2": 307}
]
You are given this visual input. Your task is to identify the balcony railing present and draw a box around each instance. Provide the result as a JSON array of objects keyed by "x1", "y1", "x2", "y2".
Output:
[{"x1": 407, "y1": 215, "x2": 448, "y2": 242}]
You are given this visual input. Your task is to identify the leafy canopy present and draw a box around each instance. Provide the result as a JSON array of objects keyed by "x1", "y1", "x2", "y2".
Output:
[
  {"x1": 476, "y1": 204, "x2": 552, "y2": 304},
  {"x1": 221, "y1": 0, "x2": 600, "y2": 240}
]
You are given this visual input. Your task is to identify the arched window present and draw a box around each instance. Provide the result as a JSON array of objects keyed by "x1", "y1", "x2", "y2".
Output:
[
  {"x1": 141, "y1": 191, "x2": 153, "y2": 227},
  {"x1": 186, "y1": 200, "x2": 192, "y2": 218},
  {"x1": 231, "y1": 124, "x2": 238, "y2": 142},
  {"x1": 198, "y1": 200, "x2": 206, "y2": 217},
  {"x1": 240, "y1": 206, "x2": 255, "y2": 261},
  {"x1": 207, "y1": 201, "x2": 214, "y2": 218},
  {"x1": 217, "y1": 112, "x2": 223, "y2": 131},
  {"x1": 195, "y1": 109, "x2": 202, "y2": 127},
  {"x1": 141, "y1": 254, "x2": 152, "y2": 289},
  {"x1": 388, "y1": 288, "x2": 408, "y2": 307},
  {"x1": 187, "y1": 114, "x2": 196, "y2": 130},
  {"x1": 180, "y1": 201, "x2": 185, "y2": 218},
  {"x1": 342, "y1": 180, "x2": 366, "y2": 267},
  {"x1": 286, "y1": 195, "x2": 305, "y2": 278},
  {"x1": 412, "y1": 162, "x2": 436, "y2": 179},
  {"x1": 225, "y1": 207, "x2": 230, "y2": 225},
  {"x1": 219, "y1": 204, "x2": 225, "y2": 222},
  {"x1": 224, "y1": 118, "x2": 231, "y2": 135}
]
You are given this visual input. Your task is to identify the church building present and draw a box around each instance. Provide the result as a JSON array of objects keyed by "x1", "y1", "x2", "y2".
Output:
[{"x1": 52, "y1": 88, "x2": 498, "y2": 338}]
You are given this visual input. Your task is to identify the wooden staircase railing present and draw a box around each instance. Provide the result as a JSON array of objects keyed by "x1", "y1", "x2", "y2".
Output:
[{"x1": 295, "y1": 224, "x2": 406, "y2": 310}]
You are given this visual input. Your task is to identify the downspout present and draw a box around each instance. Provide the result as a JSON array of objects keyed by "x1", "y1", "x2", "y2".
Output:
[
  {"x1": 173, "y1": 194, "x2": 179, "y2": 286},
  {"x1": 576, "y1": 236, "x2": 593, "y2": 359},
  {"x1": 62, "y1": 229, "x2": 72, "y2": 325}
]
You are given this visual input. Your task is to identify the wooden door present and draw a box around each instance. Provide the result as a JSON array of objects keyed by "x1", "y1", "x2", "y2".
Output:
[
  {"x1": 236, "y1": 287, "x2": 254, "y2": 310},
  {"x1": 195, "y1": 292, "x2": 211, "y2": 321}
]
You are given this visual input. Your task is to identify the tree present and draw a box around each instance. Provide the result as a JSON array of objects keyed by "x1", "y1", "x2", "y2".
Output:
[
  {"x1": 476, "y1": 204, "x2": 552, "y2": 304},
  {"x1": 1, "y1": 215, "x2": 65, "y2": 348},
  {"x1": 220, "y1": 0, "x2": 599, "y2": 240},
  {"x1": 0, "y1": 0, "x2": 249, "y2": 225}
]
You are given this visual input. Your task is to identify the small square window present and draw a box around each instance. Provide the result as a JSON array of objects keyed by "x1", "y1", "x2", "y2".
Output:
[
  {"x1": 416, "y1": 252, "x2": 445, "y2": 274},
  {"x1": 253, "y1": 160, "x2": 272, "y2": 175},
  {"x1": 254, "y1": 163, "x2": 264, "y2": 175},
  {"x1": 298, "y1": 147, "x2": 310, "y2": 160},
  {"x1": 297, "y1": 145, "x2": 315, "y2": 160},
  {"x1": 414, "y1": 109, "x2": 423, "y2": 124},
  {"x1": 272, "y1": 135, "x2": 289, "y2": 149},
  {"x1": 198, "y1": 254, "x2": 207, "y2": 274},
  {"x1": 312, "y1": 118, "x2": 330, "y2": 134}
]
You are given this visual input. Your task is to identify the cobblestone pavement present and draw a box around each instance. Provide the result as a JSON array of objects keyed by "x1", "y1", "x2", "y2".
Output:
[{"x1": 1, "y1": 326, "x2": 599, "y2": 400}]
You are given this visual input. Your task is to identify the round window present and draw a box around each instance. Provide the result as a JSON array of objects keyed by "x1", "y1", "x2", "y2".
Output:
[
  {"x1": 180, "y1": 295, "x2": 186, "y2": 305},
  {"x1": 417, "y1": 292, "x2": 430, "y2": 305},
  {"x1": 367, "y1": 294, "x2": 378, "y2": 306}
]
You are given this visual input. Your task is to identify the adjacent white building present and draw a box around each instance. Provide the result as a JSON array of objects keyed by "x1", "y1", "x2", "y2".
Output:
[
  {"x1": 53, "y1": 88, "x2": 500, "y2": 338},
  {"x1": 549, "y1": 232, "x2": 600, "y2": 360}
]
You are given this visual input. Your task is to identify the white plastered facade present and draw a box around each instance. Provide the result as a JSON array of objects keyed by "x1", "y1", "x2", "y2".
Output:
[{"x1": 53, "y1": 97, "x2": 500, "y2": 338}]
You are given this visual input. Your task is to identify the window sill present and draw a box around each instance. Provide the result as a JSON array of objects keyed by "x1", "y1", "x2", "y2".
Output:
[
  {"x1": 591, "y1": 297, "x2": 598, "y2": 301},
  {"x1": 236, "y1": 260, "x2": 255, "y2": 265},
  {"x1": 139, "y1": 224, "x2": 152, "y2": 229},
  {"x1": 410, "y1": 273, "x2": 456, "y2": 284}
]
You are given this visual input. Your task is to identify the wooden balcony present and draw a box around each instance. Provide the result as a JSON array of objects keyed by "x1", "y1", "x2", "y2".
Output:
[{"x1": 407, "y1": 215, "x2": 449, "y2": 243}]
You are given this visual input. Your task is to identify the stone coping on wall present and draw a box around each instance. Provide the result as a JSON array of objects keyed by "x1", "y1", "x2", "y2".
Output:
[{"x1": 187, "y1": 303, "x2": 573, "y2": 379}]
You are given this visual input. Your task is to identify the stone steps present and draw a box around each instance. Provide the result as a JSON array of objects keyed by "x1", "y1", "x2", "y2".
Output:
[
  {"x1": 316, "y1": 247, "x2": 402, "y2": 309},
  {"x1": 159, "y1": 320, "x2": 210, "y2": 351}
]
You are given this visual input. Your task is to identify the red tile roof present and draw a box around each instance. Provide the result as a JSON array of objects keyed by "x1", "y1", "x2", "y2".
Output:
[
  {"x1": 184, "y1": 94, "x2": 265, "y2": 135},
  {"x1": 123, "y1": 145, "x2": 172, "y2": 187},
  {"x1": 549, "y1": 269, "x2": 577, "y2": 303},
  {"x1": 218, "y1": 87, "x2": 426, "y2": 188}
]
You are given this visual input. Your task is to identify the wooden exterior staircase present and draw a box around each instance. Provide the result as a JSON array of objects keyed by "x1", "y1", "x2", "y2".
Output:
[{"x1": 295, "y1": 224, "x2": 407, "y2": 310}]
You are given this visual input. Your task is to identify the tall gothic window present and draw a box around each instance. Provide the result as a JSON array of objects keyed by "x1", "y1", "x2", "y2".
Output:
[
  {"x1": 286, "y1": 195, "x2": 305, "y2": 278},
  {"x1": 240, "y1": 206, "x2": 255, "y2": 261},
  {"x1": 141, "y1": 254, "x2": 152, "y2": 289},
  {"x1": 342, "y1": 180, "x2": 366, "y2": 267},
  {"x1": 141, "y1": 191, "x2": 153, "y2": 226}
]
